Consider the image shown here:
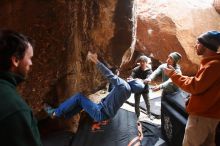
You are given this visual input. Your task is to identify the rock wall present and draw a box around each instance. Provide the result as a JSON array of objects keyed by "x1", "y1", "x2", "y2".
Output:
[
  {"x1": 136, "y1": 0, "x2": 220, "y2": 75},
  {"x1": 0, "y1": 0, "x2": 134, "y2": 132}
]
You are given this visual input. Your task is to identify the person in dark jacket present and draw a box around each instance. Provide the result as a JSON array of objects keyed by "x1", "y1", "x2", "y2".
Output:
[
  {"x1": 0, "y1": 29, "x2": 42, "y2": 146},
  {"x1": 129, "y1": 55, "x2": 153, "y2": 119}
]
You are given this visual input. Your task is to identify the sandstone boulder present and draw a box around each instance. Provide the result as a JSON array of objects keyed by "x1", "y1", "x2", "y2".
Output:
[{"x1": 136, "y1": 0, "x2": 220, "y2": 75}]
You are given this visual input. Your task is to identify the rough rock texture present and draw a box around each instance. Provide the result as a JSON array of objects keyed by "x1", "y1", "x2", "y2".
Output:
[
  {"x1": 136, "y1": 0, "x2": 220, "y2": 75},
  {"x1": 0, "y1": 0, "x2": 134, "y2": 133}
]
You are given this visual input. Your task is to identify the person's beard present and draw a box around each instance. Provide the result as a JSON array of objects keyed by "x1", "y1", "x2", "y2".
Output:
[{"x1": 16, "y1": 65, "x2": 30, "y2": 79}]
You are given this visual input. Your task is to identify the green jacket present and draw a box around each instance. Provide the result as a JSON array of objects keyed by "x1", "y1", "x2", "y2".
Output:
[
  {"x1": 148, "y1": 63, "x2": 181, "y2": 93},
  {"x1": 0, "y1": 72, "x2": 42, "y2": 146}
]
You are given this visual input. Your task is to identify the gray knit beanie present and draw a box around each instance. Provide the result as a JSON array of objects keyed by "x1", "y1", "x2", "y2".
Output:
[
  {"x1": 137, "y1": 55, "x2": 151, "y2": 63},
  {"x1": 198, "y1": 30, "x2": 220, "y2": 52},
  {"x1": 169, "y1": 52, "x2": 182, "y2": 63}
]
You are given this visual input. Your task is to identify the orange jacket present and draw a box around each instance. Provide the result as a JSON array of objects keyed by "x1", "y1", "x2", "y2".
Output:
[{"x1": 170, "y1": 54, "x2": 220, "y2": 119}]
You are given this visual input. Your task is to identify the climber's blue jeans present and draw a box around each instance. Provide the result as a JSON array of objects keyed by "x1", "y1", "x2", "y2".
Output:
[
  {"x1": 54, "y1": 62, "x2": 131, "y2": 122},
  {"x1": 54, "y1": 93, "x2": 109, "y2": 121}
]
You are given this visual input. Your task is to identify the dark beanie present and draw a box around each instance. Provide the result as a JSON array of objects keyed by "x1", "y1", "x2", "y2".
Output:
[
  {"x1": 169, "y1": 52, "x2": 182, "y2": 63},
  {"x1": 198, "y1": 30, "x2": 220, "y2": 52}
]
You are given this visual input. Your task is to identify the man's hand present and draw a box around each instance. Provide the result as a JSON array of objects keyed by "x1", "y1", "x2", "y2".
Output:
[
  {"x1": 143, "y1": 78, "x2": 151, "y2": 84},
  {"x1": 163, "y1": 65, "x2": 175, "y2": 76},
  {"x1": 87, "y1": 51, "x2": 99, "y2": 64},
  {"x1": 151, "y1": 86, "x2": 161, "y2": 92}
]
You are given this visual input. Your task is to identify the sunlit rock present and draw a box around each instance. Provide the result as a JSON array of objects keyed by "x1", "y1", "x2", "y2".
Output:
[{"x1": 136, "y1": 0, "x2": 220, "y2": 75}]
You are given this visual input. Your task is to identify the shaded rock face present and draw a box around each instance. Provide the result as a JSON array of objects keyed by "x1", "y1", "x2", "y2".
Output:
[
  {"x1": 0, "y1": 0, "x2": 134, "y2": 132},
  {"x1": 136, "y1": 0, "x2": 220, "y2": 75}
]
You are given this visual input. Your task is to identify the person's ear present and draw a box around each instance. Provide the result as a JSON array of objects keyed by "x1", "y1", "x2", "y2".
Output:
[{"x1": 11, "y1": 56, "x2": 20, "y2": 67}]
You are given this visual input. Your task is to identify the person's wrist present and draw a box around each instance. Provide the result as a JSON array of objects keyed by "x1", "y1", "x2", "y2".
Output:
[
  {"x1": 168, "y1": 70, "x2": 175, "y2": 77},
  {"x1": 95, "y1": 60, "x2": 100, "y2": 64}
]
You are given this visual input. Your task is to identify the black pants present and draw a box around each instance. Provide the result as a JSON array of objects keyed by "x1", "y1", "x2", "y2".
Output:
[{"x1": 134, "y1": 92, "x2": 150, "y2": 118}]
